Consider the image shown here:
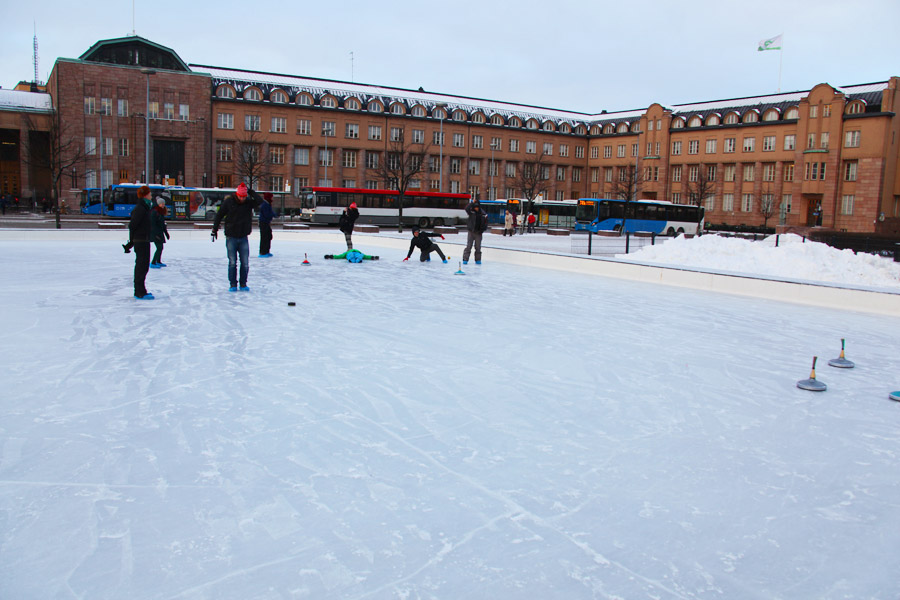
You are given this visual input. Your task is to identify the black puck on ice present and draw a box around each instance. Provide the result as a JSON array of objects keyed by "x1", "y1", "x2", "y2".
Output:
[{"x1": 287, "y1": 302, "x2": 296, "y2": 306}]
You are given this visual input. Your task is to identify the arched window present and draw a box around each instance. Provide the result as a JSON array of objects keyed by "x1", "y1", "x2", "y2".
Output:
[
  {"x1": 368, "y1": 101, "x2": 383, "y2": 113},
  {"x1": 391, "y1": 103, "x2": 405, "y2": 115},
  {"x1": 688, "y1": 116, "x2": 702, "y2": 127},
  {"x1": 784, "y1": 106, "x2": 799, "y2": 119},
  {"x1": 742, "y1": 111, "x2": 759, "y2": 123},
  {"x1": 491, "y1": 114, "x2": 504, "y2": 126},
  {"x1": 706, "y1": 114, "x2": 720, "y2": 126},
  {"x1": 472, "y1": 112, "x2": 485, "y2": 123},
  {"x1": 762, "y1": 109, "x2": 779, "y2": 121},
  {"x1": 216, "y1": 85, "x2": 235, "y2": 99},
  {"x1": 845, "y1": 101, "x2": 865, "y2": 115},
  {"x1": 345, "y1": 98, "x2": 361, "y2": 110},
  {"x1": 672, "y1": 118, "x2": 685, "y2": 129},
  {"x1": 604, "y1": 124, "x2": 615, "y2": 134},
  {"x1": 453, "y1": 110, "x2": 467, "y2": 122},
  {"x1": 723, "y1": 112, "x2": 738, "y2": 125},
  {"x1": 411, "y1": 105, "x2": 425, "y2": 117},
  {"x1": 509, "y1": 117, "x2": 521, "y2": 128},
  {"x1": 270, "y1": 89, "x2": 288, "y2": 104},
  {"x1": 559, "y1": 123, "x2": 571, "y2": 133},
  {"x1": 542, "y1": 121, "x2": 554, "y2": 131},
  {"x1": 297, "y1": 93, "x2": 312, "y2": 106},
  {"x1": 320, "y1": 96, "x2": 337, "y2": 108},
  {"x1": 617, "y1": 123, "x2": 628, "y2": 133},
  {"x1": 526, "y1": 119, "x2": 539, "y2": 130},
  {"x1": 243, "y1": 87, "x2": 262, "y2": 101},
  {"x1": 591, "y1": 125, "x2": 602, "y2": 135}
]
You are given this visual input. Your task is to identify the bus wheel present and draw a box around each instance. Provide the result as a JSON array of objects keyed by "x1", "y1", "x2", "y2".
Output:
[
  {"x1": 613, "y1": 224, "x2": 622, "y2": 233},
  {"x1": 433, "y1": 217, "x2": 444, "y2": 227},
  {"x1": 677, "y1": 227, "x2": 685, "y2": 235},
  {"x1": 417, "y1": 217, "x2": 430, "y2": 228},
  {"x1": 667, "y1": 227, "x2": 676, "y2": 236}
]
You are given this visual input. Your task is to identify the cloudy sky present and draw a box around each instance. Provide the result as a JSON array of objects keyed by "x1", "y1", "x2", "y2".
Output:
[{"x1": 2, "y1": 0, "x2": 898, "y2": 114}]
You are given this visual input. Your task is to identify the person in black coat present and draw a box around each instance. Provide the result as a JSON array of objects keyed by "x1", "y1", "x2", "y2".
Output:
[
  {"x1": 463, "y1": 199, "x2": 488, "y2": 264},
  {"x1": 128, "y1": 185, "x2": 154, "y2": 299},
  {"x1": 338, "y1": 202, "x2": 360, "y2": 250},
  {"x1": 150, "y1": 198, "x2": 170, "y2": 267},
  {"x1": 211, "y1": 182, "x2": 262, "y2": 291},
  {"x1": 404, "y1": 227, "x2": 447, "y2": 263}
]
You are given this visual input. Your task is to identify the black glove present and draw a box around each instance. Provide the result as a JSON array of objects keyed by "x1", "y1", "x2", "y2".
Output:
[
  {"x1": 211, "y1": 230, "x2": 218, "y2": 241},
  {"x1": 165, "y1": 231, "x2": 170, "y2": 240}
]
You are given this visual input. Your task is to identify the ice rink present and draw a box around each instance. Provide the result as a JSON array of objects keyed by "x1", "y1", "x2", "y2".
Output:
[{"x1": 1, "y1": 232, "x2": 899, "y2": 599}]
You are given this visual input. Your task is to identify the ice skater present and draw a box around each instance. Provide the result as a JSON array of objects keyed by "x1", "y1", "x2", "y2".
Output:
[
  {"x1": 150, "y1": 198, "x2": 170, "y2": 268},
  {"x1": 258, "y1": 192, "x2": 277, "y2": 257},
  {"x1": 463, "y1": 198, "x2": 488, "y2": 265},
  {"x1": 211, "y1": 182, "x2": 262, "y2": 291},
  {"x1": 403, "y1": 227, "x2": 447, "y2": 263},
  {"x1": 339, "y1": 202, "x2": 359, "y2": 250},
  {"x1": 127, "y1": 185, "x2": 154, "y2": 299}
]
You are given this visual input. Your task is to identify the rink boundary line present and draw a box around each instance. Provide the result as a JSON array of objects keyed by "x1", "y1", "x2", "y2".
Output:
[{"x1": 3, "y1": 228, "x2": 898, "y2": 316}]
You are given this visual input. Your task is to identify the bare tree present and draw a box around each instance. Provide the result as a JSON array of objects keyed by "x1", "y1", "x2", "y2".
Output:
[
  {"x1": 685, "y1": 163, "x2": 717, "y2": 234},
  {"x1": 513, "y1": 151, "x2": 551, "y2": 232},
  {"x1": 234, "y1": 130, "x2": 273, "y2": 190},
  {"x1": 610, "y1": 164, "x2": 645, "y2": 233},
  {"x1": 368, "y1": 130, "x2": 431, "y2": 232},
  {"x1": 759, "y1": 187, "x2": 777, "y2": 229},
  {"x1": 22, "y1": 109, "x2": 85, "y2": 229}
]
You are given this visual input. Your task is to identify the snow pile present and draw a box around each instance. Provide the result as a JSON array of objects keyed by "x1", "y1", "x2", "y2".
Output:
[{"x1": 621, "y1": 233, "x2": 900, "y2": 289}]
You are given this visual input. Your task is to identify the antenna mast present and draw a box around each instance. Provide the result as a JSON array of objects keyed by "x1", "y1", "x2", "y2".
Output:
[{"x1": 33, "y1": 24, "x2": 40, "y2": 85}]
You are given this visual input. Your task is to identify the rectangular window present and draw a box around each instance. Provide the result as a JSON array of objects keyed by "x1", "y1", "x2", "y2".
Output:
[
  {"x1": 743, "y1": 137, "x2": 755, "y2": 152},
  {"x1": 100, "y1": 98, "x2": 112, "y2": 116},
  {"x1": 321, "y1": 121, "x2": 335, "y2": 137},
  {"x1": 724, "y1": 138, "x2": 735, "y2": 153},
  {"x1": 526, "y1": 141, "x2": 536, "y2": 154},
  {"x1": 844, "y1": 161, "x2": 857, "y2": 181},
  {"x1": 102, "y1": 137, "x2": 113, "y2": 156},
  {"x1": 762, "y1": 136, "x2": 776, "y2": 152},
  {"x1": 270, "y1": 176, "x2": 284, "y2": 192},
  {"x1": 293, "y1": 177, "x2": 309, "y2": 194},
  {"x1": 216, "y1": 142, "x2": 232, "y2": 161},
  {"x1": 297, "y1": 119, "x2": 311, "y2": 135},
  {"x1": 245, "y1": 114, "x2": 260, "y2": 131},
  {"x1": 100, "y1": 169, "x2": 114, "y2": 188},
  {"x1": 118, "y1": 169, "x2": 128, "y2": 183},
  {"x1": 784, "y1": 135, "x2": 795, "y2": 151},
  {"x1": 148, "y1": 101, "x2": 159, "y2": 119},
  {"x1": 617, "y1": 144, "x2": 625, "y2": 158},
  {"x1": 687, "y1": 165, "x2": 698, "y2": 182},
  {"x1": 743, "y1": 164, "x2": 755, "y2": 182},
  {"x1": 509, "y1": 139, "x2": 519, "y2": 152},
  {"x1": 369, "y1": 125, "x2": 383, "y2": 141},
  {"x1": 450, "y1": 158, "x2": 461, "y2": 174},
  {"x1": 366, "y1": 151, "x2": 379, "y2": 169},
  {"x1": 217, "y1": 174, "x2": 233, "y2": 188},
  {"x1": 117, "y1": 98, "x2": 128, "y2": 117},
  {"x1": 387, "y1": 127, "x2": 401, "y2": 142},
  {"x1": 705, "y1": 139, "x2": 717, "y2": 154},
  {"x1": 163, "y1": 102, "x2": 175, "y2": 119},
  {"x1": 646, "y1": 142, "x2": 653, "y2": 155},
  {"x1": 345, "y1": 123, "x2": 359, "y2": 139},
  {"x1": 293, "y1": 147, "x2": 309, "y2": 165},
  {"x1": 543, "y1": 142, "x2": 553, "y2": 155},
  {"x1": 807, "y1": 133, "x2": 816, "y2": 150},
  {"x1": 722, "y1": 193, "x2": 734, "y2": 212},
  {"x1": 559, "y1": 144, "x2": 569, "y2": 157},
  {"x1": 432, "y1": 131, "x2": 442, "y2": 145},
  {"x1": 706, "y1": 165, "x2": 717, "y2": 181},
  {"x1": 763, "y1": 164, "x2": 776, "y2": 181},
  {"x1": 704, "y1": 194, "x2": 715, "y2": 211},
  {"x1": 118, "y1": 138, "x2": 130, "y2": 157},
  {"x1": 724, "y1": 164, "x2": 735, "y2": 182},
  {"x1": 84, "y1": 97, "x2": 95, "y2": 115},
  {"x1": 782, "y1": 194, "x2": 792, "y2": 214},
  {"x1": 505, "y1": 163, "x2": 516, "y2": 177},
  {"x1": 784, "y1": 163, "x2": 794, "y2": 181},
  {"x1": 671, "y1": 165, "x2": 682, "y2": 182},
  {"x1": 319, "y1": 149, "x2": 333, "y2": 167},
  {"x1": 632, "y1": 143, "x2": 639, "y2": 157},
  {"x1": 809, "y1": 105, "x2": 818, "y2": 118},
  {"x1": 412, "y1": 129, "x2": 424, "y2": 144},
  {"x1": 85, "y1": 136, "x2": 97, "y2": 155},
  {"x1": 688, "y1": 140, "x2": 699, "y2": 155},
  {"x1": 342, "y1": 150, "x2": 357, "y2": 168},
  {"x1": 604, "y1": 167, "x2": 613, "y2": 182},
  {"x1": 572, "y1": 167, "x2": 582, "y2": 182},
  {"x1": 453, "y1": 133, "x2": 465, "y2": 147},
  {"x1": 671, "y1": 192, "x2": 680, "y2": 203},
  {"x1": 602, "y1": 145, "x2": 611, "y2": 158},
  {"x1": 672, "y1": 140, "x2": 682, "y2": 155},
  {"x1": 845, "y1": 131, "x2": 860, "y2": 148},
  {"x1": 269, "y1": 146, "x2": 285, "y2": 164},
  {"x1": 217, "y1": 113, "x2": 234, "y2": 129},
  {"x1": 820, "y1": 132, "x2": 829, "y2": 149},
  {"x1": 179, "y1": 104, "x2": 189, "y2": 121},
  {"x1": 469, "y1": 160, "x2": 480, "y2": 175},
  {"x1": 556, "y1": 166, "x2": 565, "y2": 181},
  {"x1": 741, "y1": 193, "x2": 753, "y2": 212},
  {"x1": 472, "y1": 135, "x2": 483, "y2": 149},
  {"x1": 429, "y1": 156, "x2": 440, "y2": 172},
  {"x1": 841, "y1": 194, "x2": 854, "y2": 215},
  {"x1": 271, "y1": 117, "x2": 287, "y2": 134}
]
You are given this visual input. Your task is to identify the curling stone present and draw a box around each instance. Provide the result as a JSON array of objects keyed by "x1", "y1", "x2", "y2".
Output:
[
  {"x1": 797, "y1": 356, "x2": 827, "y2": 392},
  {"x1": 827, "y1": 338, "x2": 855, "y2": 368}
]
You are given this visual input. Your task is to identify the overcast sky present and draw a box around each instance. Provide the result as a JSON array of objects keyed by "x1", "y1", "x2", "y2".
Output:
[{"x1": 2, "y1": 0, "x2": 898, "y2": 114}]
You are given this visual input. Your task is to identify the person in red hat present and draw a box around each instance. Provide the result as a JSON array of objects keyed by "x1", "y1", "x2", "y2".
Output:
[
  {"x1": 211, "y1": 182, "x2": 262, "y2": 291},
  {"x1": 258, "y1": 192, "x2": 277, "y2": 257},
  {"x1": 338, "y1": 201, "x2": 360, "y2": 250}
]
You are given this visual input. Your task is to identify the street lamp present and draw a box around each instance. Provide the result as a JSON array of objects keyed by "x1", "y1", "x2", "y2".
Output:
[
  {"x1": 435, "y1": 102, "x2": 447, "y2": 192},
  {"x1": 489, "y1": 139, "x2": 499, "y2": 200},
  {"x1": 141, "y1": 68, "x2": 156, "y2": 184}
]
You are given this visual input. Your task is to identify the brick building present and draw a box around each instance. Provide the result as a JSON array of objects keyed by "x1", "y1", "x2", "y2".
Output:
[{"x1": 3, "y1": 35, "x2": 898, "y2": 233}]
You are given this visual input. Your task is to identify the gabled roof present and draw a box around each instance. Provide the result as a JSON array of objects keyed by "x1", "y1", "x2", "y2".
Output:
[{"x1": 80, "y1": 35, "x2": 190, "y2": 72}]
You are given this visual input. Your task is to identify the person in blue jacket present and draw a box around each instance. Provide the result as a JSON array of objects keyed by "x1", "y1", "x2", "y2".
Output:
[
  {"x1": 258, "y1": 192, "x2": 277, "y2": 257},
  {"x1": 404, "y1": 227, "x2": 447, "y2": 263}
]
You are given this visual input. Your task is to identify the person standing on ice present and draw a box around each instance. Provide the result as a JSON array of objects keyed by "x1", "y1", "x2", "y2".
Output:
[
  {"x1": 503, "y1": 209, "x2": 515, "y2": 236},
  {"x1": 338, "y1": 202, "x2": 359, "y2": 250},
  {"x1": 258, "y1": 192, "x2": 276, "y2": 257},
  {"x1": 462, "y1": 198, "x2": 488, "y2": 264},
  {"x1": 127, "y1": 185, "x2": 154, "y2": 299},
  {"x1": 404, "y1": 227, "x2": 447, "y2": 263},
  {"x1": 211, "y1": 182, "x2": 261, "y2": 291},
  {"x1": 150, "y1": 198, "x2": 170, "y2": 268}
]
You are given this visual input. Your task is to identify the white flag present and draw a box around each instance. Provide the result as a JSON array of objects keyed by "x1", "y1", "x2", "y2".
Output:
[{"x1": 758, "y1": 34, "x2": 783, "y2": 51}]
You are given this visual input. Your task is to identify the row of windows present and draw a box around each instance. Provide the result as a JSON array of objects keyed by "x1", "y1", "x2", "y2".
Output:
[{"x1": 84, "y1": 96, "x2": 190, "y2": 120}]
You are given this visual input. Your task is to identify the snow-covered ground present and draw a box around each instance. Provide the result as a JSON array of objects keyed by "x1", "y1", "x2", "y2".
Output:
[{"x1": 1, "y1": 231, "x2": 899, "y2": 599}]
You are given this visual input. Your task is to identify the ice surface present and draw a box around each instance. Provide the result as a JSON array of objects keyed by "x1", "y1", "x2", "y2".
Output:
[{"x1": 1, "y1": 233, "x2": 899, "y2": 599}]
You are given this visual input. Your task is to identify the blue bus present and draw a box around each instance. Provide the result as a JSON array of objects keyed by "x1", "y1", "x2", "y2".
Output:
[
  {"x1": 480, "y1": 198, "x2": 578, "y2": 228},
  {"x1": 81, "y1": 184, "x2": 170, "y2": 218},
  {"x1": 574, "y1": 198, "x2": 704, "y2": 236}
]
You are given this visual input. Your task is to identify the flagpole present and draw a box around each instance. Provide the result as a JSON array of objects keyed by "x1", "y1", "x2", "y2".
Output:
[{"x1": 778, "y1": 44, "x2": 783, "y2": 93}]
